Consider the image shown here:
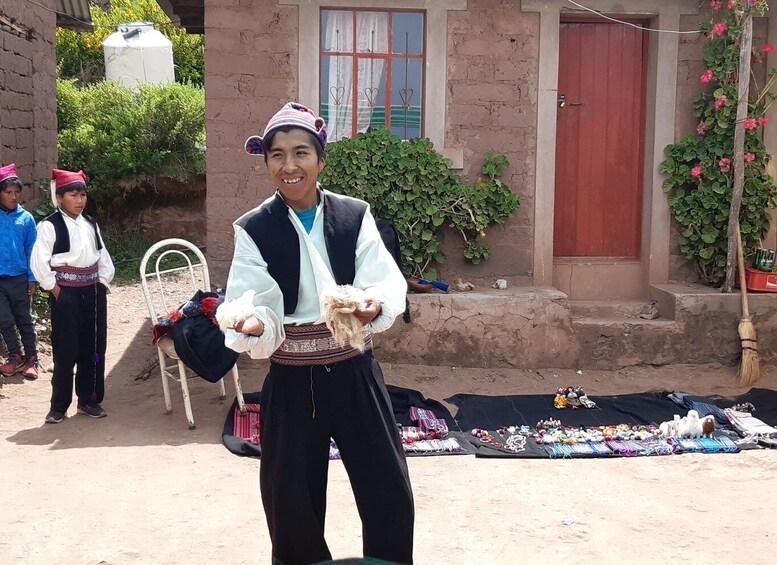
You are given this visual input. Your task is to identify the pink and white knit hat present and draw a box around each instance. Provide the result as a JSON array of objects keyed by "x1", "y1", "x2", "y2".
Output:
[
  {"x1": 0, "y1": 163, "x2": 18, "y2": 183},
  {"x1": 245, "y1": 102, "x2": 328, "y2": 156}
]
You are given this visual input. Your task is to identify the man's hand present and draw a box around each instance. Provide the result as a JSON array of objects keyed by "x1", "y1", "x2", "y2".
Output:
[
  {"x1": 234, "y1": 315, "x2": 264, "y2": 336},
  {"x1": 28, "y1": 282, "x2": 38, "y2": 296},
  {"x1": 354, "y1": 298, "x2": 382, "y2": 325},
  {"x1": 50, "y1": 284, "x2": 61, "y2": 300}
]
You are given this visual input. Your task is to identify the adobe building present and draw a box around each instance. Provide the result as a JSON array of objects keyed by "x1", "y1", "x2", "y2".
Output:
[
  {"x1": 159, "y1": 0, "x2": 777, "y2": 369},
  {"x1": 1, "y1": 0, "x2": 105, "y2": 201}
]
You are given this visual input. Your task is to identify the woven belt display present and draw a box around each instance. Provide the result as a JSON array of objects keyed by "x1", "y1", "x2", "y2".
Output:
[
  {"x1": 270, "y1": 322, "x2": 372, "y2": 366},
  {"x1": 54, "y1": 264, "x2": 99, "y2": 287}
]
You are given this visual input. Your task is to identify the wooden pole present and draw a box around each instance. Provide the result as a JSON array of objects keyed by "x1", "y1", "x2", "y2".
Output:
[{"x1": 723, "y1": 14, "x2": 753, "y2": 293}]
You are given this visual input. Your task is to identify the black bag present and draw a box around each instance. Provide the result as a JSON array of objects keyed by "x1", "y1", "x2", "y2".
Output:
[
  {"x1": 376, "y1": 219, "x2": 411, "y2": 323},
  {"x1": 171, "y1": 291, "x2": 239, "y2": 383}
]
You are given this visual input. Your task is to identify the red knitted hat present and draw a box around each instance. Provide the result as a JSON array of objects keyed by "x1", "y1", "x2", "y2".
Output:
[
  {"x1": 0, "y1": 163, "x2": 18, "y2": 183},
  {"x1": 52, "y1": 168, "x2": 87, "y2": 194}
]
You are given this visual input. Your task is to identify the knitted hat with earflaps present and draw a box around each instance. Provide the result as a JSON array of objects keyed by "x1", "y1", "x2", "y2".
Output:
[{"x1": 244, "y1": 102, "x2": 328, "y2": 156}]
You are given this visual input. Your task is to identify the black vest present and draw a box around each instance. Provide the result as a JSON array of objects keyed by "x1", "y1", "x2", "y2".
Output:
[
  {"x1": 44, "y1": 210, "x2": 103, "y2": 256},
  {"x1": 236, "y1": 191, "x2": 368, "y2": 315}
]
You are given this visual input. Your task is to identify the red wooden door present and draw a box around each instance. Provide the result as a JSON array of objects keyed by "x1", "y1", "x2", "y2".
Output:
[{"x1": 554, "y1": 22, "x2": 647, "y2": 257}]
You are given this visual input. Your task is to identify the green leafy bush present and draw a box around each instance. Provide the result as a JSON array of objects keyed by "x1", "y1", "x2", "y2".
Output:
[
  {"x1": 56, "y1": 79, "x2": 205, "y2": 210},
  {"x1": 56, "y1": 0, "x2": 204, "y2": 85},
  {"x1": 661, "y1": 1, "x2": 777, "y2": 286},
  {"x1": 320, "y1": 127, "x2": 520, "y2": 278}
]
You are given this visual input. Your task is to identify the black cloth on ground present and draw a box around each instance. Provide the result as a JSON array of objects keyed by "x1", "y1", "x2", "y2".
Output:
[{"x1": 445, "y1": 391, "x2": 682, "y2": 432}]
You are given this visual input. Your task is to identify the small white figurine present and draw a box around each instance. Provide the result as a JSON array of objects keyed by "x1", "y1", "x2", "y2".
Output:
[{"x1": 679, "y1": 409, "x2": 703, "y2": 439}]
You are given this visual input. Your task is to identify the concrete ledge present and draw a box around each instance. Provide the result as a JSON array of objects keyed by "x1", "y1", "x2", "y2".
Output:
[
  {"x1": 372, "y1": 283, "x2": 777, "y2": 370},
  {"x1": 374, "y1": 287, "x2": 579, "y2": 369}
]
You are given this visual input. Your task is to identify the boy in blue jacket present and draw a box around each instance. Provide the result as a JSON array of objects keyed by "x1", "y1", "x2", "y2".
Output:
[{"x1": 0, "y1": 163, "x2": 39, "y2": 380}]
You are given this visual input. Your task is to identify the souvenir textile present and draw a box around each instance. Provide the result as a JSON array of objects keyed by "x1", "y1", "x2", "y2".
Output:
[
  {"x1": 409, "y1": 406, "x2": 449, "y2": 439},
  {"x1": 725, "y1": 408, "x2": 777, "y2": 437}
]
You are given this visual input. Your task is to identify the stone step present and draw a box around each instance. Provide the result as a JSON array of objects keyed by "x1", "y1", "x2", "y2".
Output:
[
  {"x1": 570, "y1": 299, "x2": 668, "y2": 320},
  {"x1": 571, "y1": 317, "x2": 696, "y2": 369},
  {"x1": 571, "y1": 317, "x2": 677, "y2": 329}
]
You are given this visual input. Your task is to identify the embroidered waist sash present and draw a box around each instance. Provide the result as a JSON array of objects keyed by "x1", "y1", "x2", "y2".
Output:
[
  {"x1": 54, "y1": 263, "x2": 99, "y2": 287},
  {"x1": 270, "y1": 322, "x2": 372, "y2": 366}
]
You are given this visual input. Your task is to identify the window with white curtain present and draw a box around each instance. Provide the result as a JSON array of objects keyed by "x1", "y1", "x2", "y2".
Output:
[{"x1": 320, "y1": 9, "x2": 425, "y2": 142}]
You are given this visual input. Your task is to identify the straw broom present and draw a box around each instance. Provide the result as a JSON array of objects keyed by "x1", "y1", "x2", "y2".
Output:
[{"x1": 736, "y1": 227, "x2": 760, "y2": 385}]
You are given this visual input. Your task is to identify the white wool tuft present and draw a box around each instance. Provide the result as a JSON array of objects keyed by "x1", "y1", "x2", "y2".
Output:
[
  {"x1": 216, "y1": 289, "x2": 257, "y2": 330},
  {"x1": 322, "y1": 285, "x2": 368, "y2": 351}
]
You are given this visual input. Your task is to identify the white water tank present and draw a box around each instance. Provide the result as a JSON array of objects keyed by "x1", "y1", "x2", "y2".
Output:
[{"x1": 103, "y1": 22, "x2": 174, "y2": 89}]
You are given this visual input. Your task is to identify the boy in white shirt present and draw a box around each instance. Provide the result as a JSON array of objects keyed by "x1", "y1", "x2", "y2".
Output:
[{"x1": 31, "y1": 169, "x2": 115, "y2": 424}]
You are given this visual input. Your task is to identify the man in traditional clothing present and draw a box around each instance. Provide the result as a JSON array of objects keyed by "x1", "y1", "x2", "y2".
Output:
[
  {"x1": 31, "y1": 169, "x2": 115, "y2": 423},
  {"x1": 224, "y1": 102, "x2": 414, "y2": 564}
]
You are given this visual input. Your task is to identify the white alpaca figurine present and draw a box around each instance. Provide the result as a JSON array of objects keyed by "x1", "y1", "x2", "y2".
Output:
[
  {"x1": 679, "y1": 410, "x2": 703, "y2": 439},
  {"x1": 216, "y1": 289, "x2": 257, "y2": 330},
  {"x1": 658, "y1": 414, "x2": 680, "y2": 438},
  {"x1": 671, "y1": 414, "x2": 682, "y2": 437},
  {"x1": 658, "y1": 414, "x2": 682, "y2": 438}
]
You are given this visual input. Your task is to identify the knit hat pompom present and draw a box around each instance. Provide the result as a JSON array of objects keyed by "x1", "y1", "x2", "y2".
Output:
[{"x1": 244, "y1": 102, "x2": 328, "y2": 156}]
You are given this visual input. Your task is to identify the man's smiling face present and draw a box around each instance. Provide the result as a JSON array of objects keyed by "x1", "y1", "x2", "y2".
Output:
[{"x1": 266, "y1": 129, "x2": 325, "y2": 212}]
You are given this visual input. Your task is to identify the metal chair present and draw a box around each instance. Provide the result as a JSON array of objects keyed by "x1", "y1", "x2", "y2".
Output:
[{"x1": 140, "y1": 238, "x2": 246, "y2": 429}]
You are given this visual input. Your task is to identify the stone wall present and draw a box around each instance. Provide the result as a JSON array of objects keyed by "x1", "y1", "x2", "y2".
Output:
[
  {"x1": 203, "y1": 0, "x2": 538, "y2": 284},
  {"x1": 204, "y1": 0, "x2": 298, "y2": 279},
  {"x1": 443, "y1": 0, "x2": 538, "y2": 285},
  {"x1": 0, "y1": 0, "x2": 57, "y2": 202}
]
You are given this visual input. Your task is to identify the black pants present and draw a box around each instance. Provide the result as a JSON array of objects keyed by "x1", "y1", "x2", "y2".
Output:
[
  {"x1": 49, "y1": 283, "x2": 107, "y2": 412},
  {"x1": 0, "y1": 274, "x2": 37, "y2": 358},
  {"x1": 260, "y1": 353, "x2": 415, "y2": 565}
]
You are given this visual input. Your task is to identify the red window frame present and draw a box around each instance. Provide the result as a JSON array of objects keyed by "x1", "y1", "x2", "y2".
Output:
[{"x1": 319, "y1": 8, "x2": 426, "y2": 139}]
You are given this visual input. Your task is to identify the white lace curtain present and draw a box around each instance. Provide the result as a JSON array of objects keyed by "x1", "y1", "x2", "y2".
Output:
[{"x1": 322, "y1": 11, "x2": 389, "y2": 141}]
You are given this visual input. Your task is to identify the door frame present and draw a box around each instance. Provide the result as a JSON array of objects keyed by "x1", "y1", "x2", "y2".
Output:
[{"x1": 521, "y1": 0, "x2": 700, "y2": 297}]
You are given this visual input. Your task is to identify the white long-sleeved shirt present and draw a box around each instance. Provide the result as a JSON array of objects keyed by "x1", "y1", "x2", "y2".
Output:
[
  {"x1": 30, "y1": 211, "x2": 115, "y2": 291},
  {"x1": 224, "y1": 189, "x2": 407, "y2": 359}
]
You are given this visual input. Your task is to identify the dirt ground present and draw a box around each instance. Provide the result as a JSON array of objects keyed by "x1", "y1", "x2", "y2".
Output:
[{"x1": 2, "y1": 281, "x2": 776, "y2": 565}]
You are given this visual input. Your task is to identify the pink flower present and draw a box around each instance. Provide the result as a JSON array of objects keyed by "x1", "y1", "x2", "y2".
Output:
[
  {"x1": 697, "y1": 122, "x2": 709, "y2": 136},
  {"x1": 713, "y1": 23, "x2": 729, "y2": 37},
  {"x1": 710, "y1": 0, "x2": 722, "y2": 10},
  {"x1": 762, "y1": 43, "x2": 775, "y2": 55},
  {"x1": 691, "y1": 166, "x2": 703, "y2": 178},
  {"x1": 745, "y1": 153, "x2": 756, "y2": 163},
  {"x1": 719, "y1": 158, "x2": 731, "y2": 173},
  {"x1": 744, "y1": 118, "x2": 758, "y2": 130},
  {"x1": 700, "y1": 70, "x2": 714, "y2": 83},
  {"x1": 728, "y1": 0, "x2": 737, "y2": 7},
  {"x1": 760, "y1": 116, "x2": 769, "y2": 126},
  {"x1": 715, "y1": 96, "x2": 728, "y2": 110}
]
